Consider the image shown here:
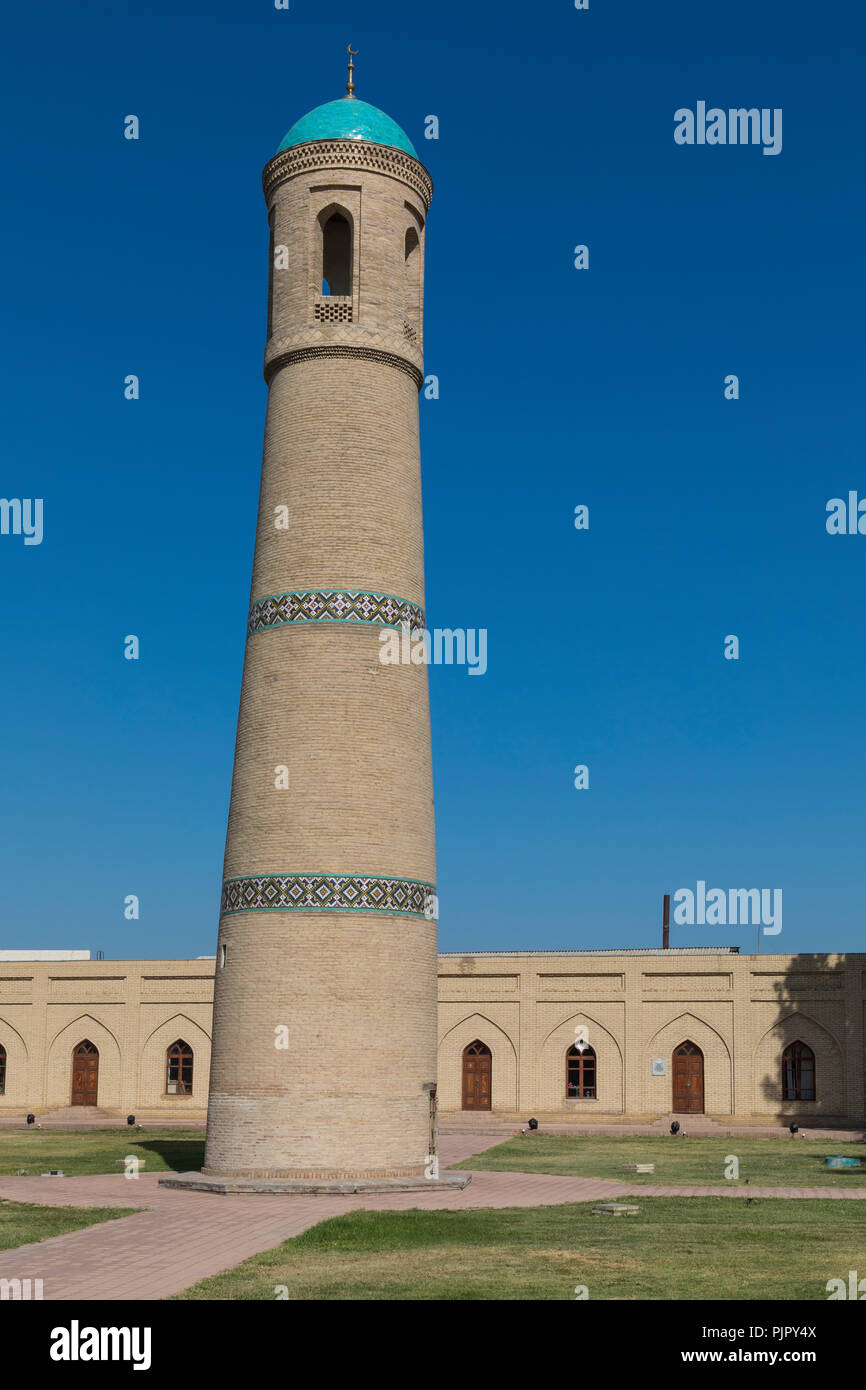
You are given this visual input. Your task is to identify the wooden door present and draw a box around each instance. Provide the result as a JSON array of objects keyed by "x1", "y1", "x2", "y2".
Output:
[
  {"x1": 71, "y1": 1040, "x2": 99, "y2": 1106},
  {"x1": 462, "y1": 1041, "x2": 491, "y2": 1110},
  {"x1": 672, "y1": 1041, "x2": 703, "y2": 1114}
]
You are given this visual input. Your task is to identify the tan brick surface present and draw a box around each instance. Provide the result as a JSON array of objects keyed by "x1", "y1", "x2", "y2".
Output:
[{"x1": 205, "y1": 137, "x2": 437, "y2": 1179}]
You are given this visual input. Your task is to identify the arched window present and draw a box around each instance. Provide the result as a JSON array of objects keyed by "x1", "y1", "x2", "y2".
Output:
[
  {"x1": 0, "y1": 1044, "x2": 6, "y2": 1095},
  {"x1": 404, "y1": 226, "x2": 421, "y2": 343},
  {"x1": 782, "y1": 1041, "x2": 815, "y2": 1101},
  {"x1": 321, "y1": 212, "x2": 352, "y2": 296},
  {"x1": 267, "y1": 205, "x2": 275, "y2": 338},
  {"x1": 566, "y1": 1044, "x2": 596, "y2": 1099},
  {"x1": 166, "y1": 1040, "x2": 194, "y2": 1096}
]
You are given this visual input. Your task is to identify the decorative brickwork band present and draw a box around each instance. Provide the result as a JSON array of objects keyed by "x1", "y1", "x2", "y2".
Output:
[
  {"x1": 221, "y1": 873, "x2": 436, "y2": 918},
  {"x1": 263, "y1": 139, "x2": 433, "y2": 210},
  {"x1": 264, "y1": 343, "x2": 423, "y2": 389},
  {"x1": 248, "y1": 589, "x2": 425, "y2": 637}
]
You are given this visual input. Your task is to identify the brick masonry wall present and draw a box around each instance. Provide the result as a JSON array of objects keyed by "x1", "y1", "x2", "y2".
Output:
[
  {"x1": 0, "y1": 953, "x2": 864, "y2": 1123},
  {"x1": 204, "y1": 142, "x2": 438, "y2": 1179},
  {"x1": 0, "y1": 961, "x2": 213, "y2": 1116},
  {"x1": 436, "y1": 952, "x2": 866, "y2": 1123}
]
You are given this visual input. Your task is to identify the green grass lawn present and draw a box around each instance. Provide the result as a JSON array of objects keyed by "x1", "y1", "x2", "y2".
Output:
[
  {"x1": 174, "y1": 1198, "x2": 866, "y2": 1300},
  {"x1": 0, "y1": 1129, "x2": 205, "y2": 1177},
  {"x1": 0, "y1": 1199, "x2": 138, "y2": 1251},
  {"x1": 455, "y1": 1134, "x2": 866, "y2": 1187}
]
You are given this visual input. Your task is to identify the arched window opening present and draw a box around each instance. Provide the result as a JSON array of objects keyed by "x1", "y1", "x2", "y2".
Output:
[
  {"x1": 166, "y1": 1040, "x2": 194, "y2": 1096},
  {"x1": 566, "y1": 1044, "x2": 596, "y2": 1099},
  {"x1": 782, "y1": 1041, "x2": 815, "y2": 1101},
  {"x1": 322, "y1": 212, "x2": 352, "y2": 296},
  {"x1": 403, "y1": 226, "x2": 421, "y2": 343},
  {"x1": 267, "y1": 206, "x2": 275, "y2": 338},
  {"x1": 404, "y1": 226, "x2": 420, "y2": 271},
  {"x1": 0, "y1": 1045, "x2": 6, "y2": 1095}
]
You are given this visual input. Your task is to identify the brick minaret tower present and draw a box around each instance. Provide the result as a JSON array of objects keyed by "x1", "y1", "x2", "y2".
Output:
[{"x1": 173, "y1": 61, "x2": 465, "y2": 1193}]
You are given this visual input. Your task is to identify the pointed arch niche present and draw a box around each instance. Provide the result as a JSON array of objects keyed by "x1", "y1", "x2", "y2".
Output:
[
  {"x1": 539, "y1": 1013, "x2": 624, "y2": 1113},
  {"x1": 311, "y1": 194, "x2": 360, "y2": 324},
  {"x1": 139, "y1": 1014, "x2": 212, "y2": 1109},
  {"x1": 438, "y1": 1014, "x2": 518, "y2": 1113},
  {"x1": 46, "y1": 1016, "x2": 122, "y2": 1110},
  {"x1": 646, "y1": 1013, "x2": 733, "y2": 1115},
  {"x1": 0, "y1": 1019, "x2": 28, "y2": 1106},
  {"x1": 753, "y1": 1013, "x2": 843, "y2": 1116}
]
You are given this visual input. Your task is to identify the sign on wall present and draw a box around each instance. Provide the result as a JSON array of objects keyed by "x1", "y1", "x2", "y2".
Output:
[{"x1": 651, "y1": 1058, "x2": 666, "y2": 1075}]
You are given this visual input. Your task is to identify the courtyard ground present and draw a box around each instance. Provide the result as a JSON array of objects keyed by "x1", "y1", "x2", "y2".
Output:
[
  {"x1": 173, "y1": 1196, "x2": 866, "y2": 1301},
  {"x1": 0, "y1": 1129, "x2": 205, "y2": 1177},
  {"x1": 454, "y1": 1133, "x2": 866, "y2": 1186},
  {"x1": 0, "y1": 1199, "x2": 137, "y2": 1252},
  {"x1": 0, "y1": 1130, "x2": 865, "y2": 1299}
]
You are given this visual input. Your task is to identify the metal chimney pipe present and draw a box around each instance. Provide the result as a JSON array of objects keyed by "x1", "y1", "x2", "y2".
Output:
[{"x1": 663, "y1": 893, "x2": 670, "y2": 949}]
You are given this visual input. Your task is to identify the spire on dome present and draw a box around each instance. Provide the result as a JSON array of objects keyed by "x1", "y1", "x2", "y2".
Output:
[{"x1": 346, "y1": 44, "x2": 358, "y2": 98}]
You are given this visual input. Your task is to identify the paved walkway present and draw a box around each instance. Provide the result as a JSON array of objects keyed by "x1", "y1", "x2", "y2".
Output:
[
  {"x1": 0, "y1": 1108, "x2": 205, "y2": 1131},
  {"x1": 441, "y1": 1116, "x2": 866, "y2": 1141},
  {"x1": 2, "y1": 1132, "x2": 866, "y2": 1300},
  {"x1": 3, "y1": 1108, "x2": 863, "y2": 1141}
]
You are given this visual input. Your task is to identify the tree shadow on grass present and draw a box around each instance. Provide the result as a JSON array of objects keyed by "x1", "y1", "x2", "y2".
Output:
[{"x1": 135, "y1": 1138, "x2": 205, "y2": 1173}]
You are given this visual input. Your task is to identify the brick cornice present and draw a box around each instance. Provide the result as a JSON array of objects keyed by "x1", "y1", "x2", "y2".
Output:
[
  {"x1": 265, "y1": 343, "x2": 423, "y2": 389},
  {"x1": 262, "y1": 139, "x2": 433, "y2": 210}
]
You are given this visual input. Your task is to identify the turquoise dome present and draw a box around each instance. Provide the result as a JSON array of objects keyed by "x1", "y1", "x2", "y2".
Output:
[{"x1": 277, "y1": 97, "x2": 417, "y2": 159}]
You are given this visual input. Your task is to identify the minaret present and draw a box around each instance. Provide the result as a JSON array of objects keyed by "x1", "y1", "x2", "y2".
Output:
[{"x1": 174, "y1": 57, "x2": 464, "y2": 1191}]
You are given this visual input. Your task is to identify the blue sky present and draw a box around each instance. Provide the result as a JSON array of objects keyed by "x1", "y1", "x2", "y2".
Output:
[{"x1": 1, "y1": 0, "x2": 864, "y2": 958}]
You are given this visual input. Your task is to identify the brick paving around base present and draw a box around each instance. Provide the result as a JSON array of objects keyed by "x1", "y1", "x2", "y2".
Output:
[{"x1": 2, "y1": 1132, "x2": 866, "y2": 1301}]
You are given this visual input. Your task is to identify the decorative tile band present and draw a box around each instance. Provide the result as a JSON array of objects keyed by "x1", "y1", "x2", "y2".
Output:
[
  {"x1": 248, "y1": 589, "x2": 425, "y2": 637},
  {"x1": 221, "y1": 873, "x2": 436, "y2": 918}
]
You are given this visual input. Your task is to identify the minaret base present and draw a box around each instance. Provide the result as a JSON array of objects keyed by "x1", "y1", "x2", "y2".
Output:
[{"x1": 159, "y1": 1172, "x2": 471, "y2": 1196}]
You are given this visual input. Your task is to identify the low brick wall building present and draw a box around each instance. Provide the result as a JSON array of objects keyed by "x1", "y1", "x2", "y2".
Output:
[
  {"x1": 0, "y1": 948, "x2": 862, "y2": 1124},
  {"x1": 0, "y1": 957, "x2": 214, "y2": 1121},
  {"x1": 437, "y1": 948, "x2": 864, "y2": 1125}
]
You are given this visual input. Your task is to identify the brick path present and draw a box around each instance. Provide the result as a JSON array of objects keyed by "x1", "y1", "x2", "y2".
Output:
[
  {"x1": 440, "y1": 1115, "x2": 866, "y2": 1141},
  {"x1": 0, "y1": 1108, "x2": 205, "y2": 1131},
  {"x1": 2, "y1": 1131, "x2": 866, "y2": 1300}
]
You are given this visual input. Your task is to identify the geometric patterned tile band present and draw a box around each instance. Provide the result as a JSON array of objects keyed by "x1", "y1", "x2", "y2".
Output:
[
  {"x1": 221, "y1": 873, "x2": 436, "y2": 918},
  {"x1": 248, "y1": 589, "x2": 425, "y2": 637}
]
